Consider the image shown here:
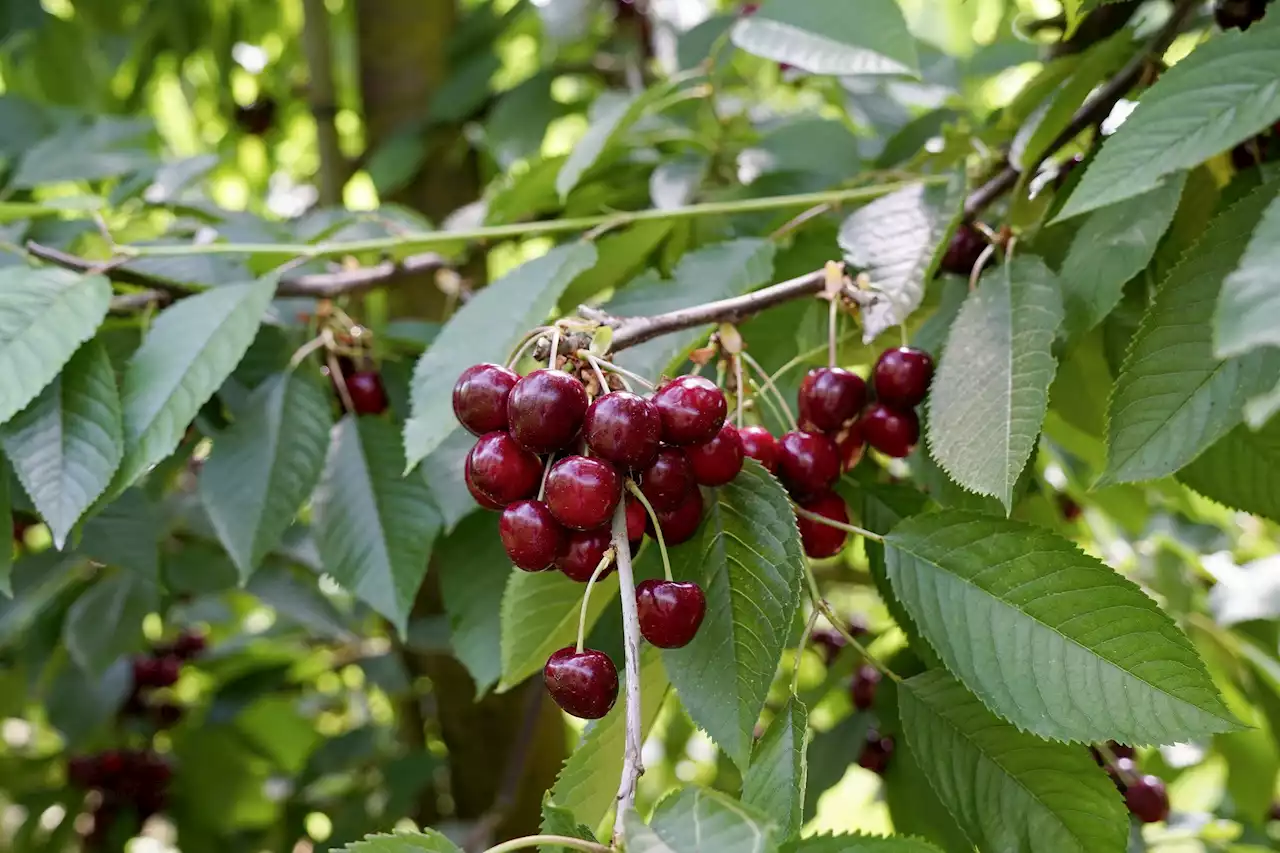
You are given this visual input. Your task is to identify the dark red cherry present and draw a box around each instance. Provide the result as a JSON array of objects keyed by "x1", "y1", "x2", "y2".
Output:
[
  {"x1": 152, "y1": 702, "x2": 184, "y2": 729},
  {"x1": 737, "y1": 425, "x2": 779, "y2": 473},
  {"x1": 652, "y1": 375, "x2": 727, "y2": 445},
  {"x1": 543, "y1": 647, "x2": 619, "y2": 719},
  {"x1": 939, "y1": 223, "x2": 989, "y2": 277},
  {"x1": 649, "y1": 487, "x2": 703, "y2": 545},
  {"x1": 873, "y1": 347, "x2": 934, "y2": 408},
  {"x1": 686, "y1": 423, "x2": 744, "y2": 486},
  {"x1": 626, "y1": 496, "x2": 647, "y2": 542},
  {"x1": 796, "y1": 490, "x2": 849, "y2": 558},
  {"x1": 811, "y1": 628, "x2": 845, "y2": 665},
  {"x1": 584, "y1": 391, "x2": 662, "y2": 469},
  {"x1": 68, "y1": 756, "x2": 99, "y2": 788},
  {"x1": 544, "y1": 456, "x2": 622, "y2": 531},
  {"x1": 467, "y1": 432, "x2": 542, "y2": 505},
  {"x1": 835, "y1": 420, "x2": 865, "y2": 472},
  {"x1": 1125, "y1": 775, "x2": 1170, "y2": 823},
  {"x1": 858, "y1": 731, "x2": 894, "y2": 774},
  {"x1": 465, "y1": 456, "x2": 507, "y2": 510},
  {"x1": 557, "y1": 527, "x2": 615, "y2": 582},
  {"x1": 508, "y1": 369, "x2": 589, "y2": 453},
  {"x1": 850, "y1": 664, "x2": 881, "y2": 710},
  {"x1": 777, "y1": 431, "x2": 840, "y2": 496},
  {"x1": 798, "y1": 368, "x2": 866, "y2": 433},
  {"x1": 635, "y1": 580, "x2": 706, "y2": 648},
  {"x1": 172, "y1": 630, "x2": 207, "y2": 660},
  {"x1": 500, "y1": 500, "x2": 567, "y2": 571},
  {"x1": 453, "y1": 363, "x2": 519, "y2": 435},
  {"x1": 235, "y1": 98, "x2": 277, "y2": 135},
  {"x1": 862, "y1": 404, "x2": 919, "y2": 458},
  {"x1": 153, "y1": 656, "x2": 181, "y2": 687},
  {"x1": 98, "y1": 750, "x2": 125, "y2": 778},
  {"x1": 638, "y1": 447, "x2": 696, "y2": 512},
  {"x1": 347, "y1": 371, "x2": 389, "y2": 415}
]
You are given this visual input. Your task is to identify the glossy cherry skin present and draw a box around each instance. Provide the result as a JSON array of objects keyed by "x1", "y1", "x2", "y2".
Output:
[
  {"x1": 626, "y1": 496, "x2": 647, "y2": 542},
  {"x1": 652, "y1": 375, "x2": 727, "y2": 445},
  {"x1": 777, "y1": 431, "x2": 840, "y2": 496},
  {"x1": 636, "y1": 580, "x2": 706, "y2": 648},
  {"x1": 453, "y1": 363, "x2": 519, "y2": 435},
  {"x1": 544, "y1": 647, "x2": 619, "y2": 719},
  {"x1": 544, "y1": 456, "x2": 623, "y2": 531},
  {"x1": 508, "y1": 369, "x2": 589, "y2": 453},
  {"x1": 835, "y1": 420, "x2": 865, "y2": 472},
  {"x1": 467, "y1": 432, "x2": 542, "y2": 506},
  {"x1": 1125, "y1": 775, "x2": 1170, "y2": 823},
  {"x1": 500, "y1": 500, "x2": 567, "y2": 571},
  {"x1": 737, "y1": 425, "x2": 780, "y2": 473},
  {"x1": 584, "y1": 391, "x2": 662, "y2": 469},
  {"x1": 850, "y1": 664, "x2": 881, "y2": 710},
  {"x1": 172, "y1": 631, "x2": 207, "y2": 660},
  {"x1": 649, "y1": 487, "x2": 704, "y2": 545},
  {"x1": 861, "y1": 404, "x2": 919, "y2": 458},
  {"x1": 638, "y1": 447, "x2": 696, "y2": 512},
  {"x1": 939, "y1": 223, "x2": 989, "y2": 277},
  {"x1": 858, "y1": 732, "x2": 894, "y2": 774},
  {"x1": 465, "y1": 457, "x2": 507, "y2": 510},
  {"x1": 798, "y1": 368, "x2": 866, "y2": 433},
  {"x1": 686, "y1": 423, "x2": 744, "y2": 486},
  {"x1": 796, "y1": 490, "x2": 849, "y2": 558},
  {"x1": 873, "y1": 348, "x2": 934, "y2": 408},
  {"x1": 347, "y1": 371, "x2": 389, "y2": 415},
  {"x1": 557, "y1": 527, "x2": 615, "y2": 582}
]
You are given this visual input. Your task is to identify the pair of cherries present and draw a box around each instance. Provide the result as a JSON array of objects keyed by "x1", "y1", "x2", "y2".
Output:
[
  {"x1": 68, "y1": 748, "x2": 173, "y2": 845},
  {"x1": 1092, "y1": 743, "x2": 1170, "y2": 823},
  {"x1": 124, "y1": 631, "x2": 206, "y2": 727}
]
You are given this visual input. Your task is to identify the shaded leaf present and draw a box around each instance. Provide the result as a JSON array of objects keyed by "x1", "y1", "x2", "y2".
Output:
[
  {"x1": 1215, "y1": 189, "x2": 1280, "y2": 358},
  {"x1": 650, "y1": 155, "x2": 708, "y2": 210},
  {"x1": 339, "y1": 830, "x2": 462, "y2": 853},
  {"x1": 1246, "y1": 375, "x2": 1280, "y2": 428},
  {"x1": 781, "y1": 833, "x2": 944, "y2": 853},
  {"x1": 246, "y1": 563, "x2": 357, "y2": 642},
  {"x1": 1178, "y1": 418, "x2": 1280, "y2": 522},
  {"x1": 78, "y1": 488, "x2": 160, "y2": 581},
  {"x1": 730, "y1": 0, "x2": 918, "y2": 77},
  {"x1": 742, "y1": 697, "x2": 808, "y2": 839},
  {"x1": 64, "y1": 570, "x2": 158, "y2": 674},
  {"x1": 437, "y1": 511, "x2": 508, "y2": 694},
  {"x1": 623, "y1": 787, "x2": 777, "y2": 853},
  {"x1": 0, "y1": 454, "x2": 10, "y2": 594}
]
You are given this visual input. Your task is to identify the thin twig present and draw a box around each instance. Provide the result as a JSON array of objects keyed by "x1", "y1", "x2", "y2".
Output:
[
  {"x1": 791, "y1": 609, "x2": 820, "y2": 695},
  {"x1": 741, "y1": 352, "x2": 798, "y2": 431},
  {"x1": 610, "y1": 502, "x2": 644, "y2": 843},
  {"x1": 802, "y1": 564, "x2": 900, "y2": 684},
  {"x1": 793, "y1": 505, "x2": 883, "y2": 541}
]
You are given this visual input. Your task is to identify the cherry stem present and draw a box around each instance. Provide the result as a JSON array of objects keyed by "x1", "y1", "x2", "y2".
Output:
[
  {"x1": 576, "y1": 548, "x2": 617, "y2": 654},
  {"x1": 792, "y1": 504, "x2": 883, "y2": 542},
  {"x1": 741, "y1": 351, "x2": 798, "y2": 431},
  {"x1": 734, "y1": 355, "x2": 745, "y2": 429},
  {"x1": 482, "y1": 835, "x2": 611, "y2": 853},
  {"x1": 1096, "y1": 742, "x2": 1138, "y2": 786},
  {"x1": 899, "y1": 323, "x2": 908, "y2": 349},
  {"x1": 506, "y1": 327, "x2": 549, "y2": 369},
  {"x1": 580, "y1": 353, "x2": 654, "y2": 390},
  {"x1": 586, "y1": 353, "x2": 611, "y2": 396},
  {"x1": 326, "y1": 351, "x2": 356, "y2": 415},
  {"x1": 767, "y1": 330, "x2": 860, "y2": 385},
  {"x1": 609, "y1": 500, "x2": 645, "y2": 841},
  {"x1": 745, "y1": 374, "x2": 792, "y2": 432},
  {"x1": 537, "y1": 453, "x2": 556, "y2": 502},
  {"x1": 827, "y1": 296, "x2": 838, "y2": 369},
  {"x1": 625, "y1": 481, "x2": 673, "y2": 582},
  {"x1": 802, "y1": 563, "x2": 900, "y2": 684},
  {"x1": 549, "y1": 323, "x2": 562, "y2": 370},
  {"x1": 968, "y1": 243, "x2": 996, "y2": 292},
  {"x1": 791, "y1": 608, "x2": 820, "y2": 696},
  {"x1": 288, "y1": 329, "x2": 330, "y2": 370}
]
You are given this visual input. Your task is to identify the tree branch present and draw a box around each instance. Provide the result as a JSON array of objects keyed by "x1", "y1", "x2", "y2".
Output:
[{"x1": 610, "y1": 501, "x2": 644, "y2": 842}]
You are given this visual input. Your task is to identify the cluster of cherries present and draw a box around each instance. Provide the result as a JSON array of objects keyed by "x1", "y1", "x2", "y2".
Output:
[
  {"x1": 809, "y1": 621, "x2": 895, "y2": 774},
  {"x1": 1214, "y1": 0, "x2": 1271, "y2": 30},
  {"x1": 454, "y1": 358, "x2": 750, "y2": 719},
  {"x1": 123, "y1": 631, "x2": 206, "y2": 727},
  {"x1": 67, "y1": 749, "x2": 173, "y2": 845},
  {"x1": 1092, "y1": 743, "x2": 1170, "y2": 824}
]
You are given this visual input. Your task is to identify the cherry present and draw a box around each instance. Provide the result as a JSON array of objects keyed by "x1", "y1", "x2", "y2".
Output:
[
  {"x1": 873, "y1": 347, "x2": 934, "y2": 408},
  {"x1": 544, "y1": 456, "x2": 622, "y2": 531},
  {"x1": 500, "y1": 500, "x2": 567, "y2": 571},
  {"x1": 798, "y1": 368, "x2": 866, "y2": 433},
  {"x1": 465, "y1": 457, "x2": 507, "y2": 510},
  {"x1": 453, "y1": 363, "x2": 519, "y2": 435},
  {"x1": 858, "y1": 731, "x2": 894, "y2": 774},
  {"x1": 68, "y1": 756, "x2": 99, "y2": 788},
  {"x1": 686, "y1": 423, "x2": 744, "y2": 486},
  {"x1": 861, "y1": 404, "x2": 919, "y2": 458},
  {"x1": 635, "y1": 580, "x2": 706, "y2": 648},
  {"x1": 508, "y1": 369, "x2": 589, "y2": 453},
  {"x1": 850, "y1": 664, "x2": 881, "y2": 710},
  {"x1": 626, "y1": 496, "x2": 647, "y2": 543},
  {"x1": 171, "y1": 630, "x2": 207, "y2": 660},
  {"x1": 638, "y1": 447, "x2": 696, "y2": 512},
  {"x1": 795, "y1": 490, "x2": 849, "y2": 558},
  {"x1": 346, "y1": 371, "x2": 389, "y2": 415},
  {"x1": 777, "y1": 431, "x2": 840, "y2": 496},
  {"x1": 652, "y1": 375, "x2": 727, "y2": 445},
  {"x1": 1106, "y1": 756, "x2": 1137, "y2": 791},
  {"x1": 737, "y1": 425, "x2": 779, "y2": 474},
  {"x1": 1059, "y1": 495, "x2": 1083, "y2": 522},
  {"x1": 557, "y1": 527, "x2": 614, "y2": 582},
  {"x1": 584, "y1": 391, "x2": 662, "y2": 469},
  {"x1": 467, "y1": 432, "x2": 542, "y2": 506},
  {"x1": 235, "y1": 98, "x2": 277, "y2": 135},
  {"x1": 152, "y1": 703, "x2": 184, "y2": 729},
  {"x1": 1231, "y1": 129, "x2": 1276, "y2": 169},
  {"x1": 649, "y1": 487, "x2": 704, "y2": 545},
  {"x1": 835, "y1": 420, "x2": 865, "y2": 472},
  {"x1": 810, "y1": 621, "x2": 866, "y2": 664},
  {"x1": 1214, "y1": 0, "x2": 1268, "y2": 29},
  {"x1": 1108, "y1": 742, "x2": 1136, "y2": 761},
  {"x1": 98, "y1": 750, "x2": 125, "y2": 778},
  {"x1": 939, "y1": 223, "x2": 989, "y2": 277},
  {"x1": 1124, "y1": 774, "x2": 1170, "y2": 823},
  {"x1": 544, "y1": 647, "x2": 619, "y2": 719}
]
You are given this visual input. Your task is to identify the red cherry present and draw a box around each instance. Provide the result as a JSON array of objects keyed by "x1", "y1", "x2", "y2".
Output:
[
  {"x1": 131, "y1": 656, "x2": 157, "y2": 687},
  {"x1": 939, "y1": 223, "x2": 990, "y2": 277},
  {"x1": 795, "y1": 490, "x2": 849, "y2": 558},
  {"x1": 1125, "y1": 775, "x2": 1170, "y2": 823},
  {"x1": 500, "y1": 500, "x2": 568, "y2": 571},
  {"x1": 635, "y1": 580, "x2": 706, "y2": 648},
  {"x1": 858, "y1": 731, "x2": 894, "y2": 774},
  {"x1": 652, "y1": 376, "x2": 727, "y2": 445},
  {"x1": 98, "y1": 750, "x2": 125, "y2": 779},
  {"x1": 835, "y1": 420, "x2": 865, "y2": 472},
  {"x1": 464, "y1": 456, "x2": 508, "y2": 510},
  {"x1": 507, "y1": 369, "x2": 589, "y2": 453},
  {"x1": 862, "y1": 404, "x2": 919, "y2": 458},
  {"x1": 777, "y1": 431, "x2": 840, "y2": 496},
  {"x1": 737, "y1": 425, "x2": 779, "y2": 473},
  {"x1": 649, "y1": 487, "x2": 703, "y2": 545},
  {"x1": 153, "y1": 656, "x2": 181, "y2": 687},
  {"x1": 172, "y1": 630, "x2": 206, "y2": 660},
  {"x1": 68, "y1": 756, "x2": 99, "y2": 788},
  {"x1": 686, "y1": 424, "x2": 744, "y2": 486},
  {"x1": 557, "y1": 527, "x2": 615, "y2": 582},
  {"x1": 543, "y1": 647, "x2": 619, "y2": 719},
  {"x1": 544, "y1": 456, "x2": 623, "y2": 531},
  {"x1": 873, "y1": 347, "x2": 934, "y2": 408},
  {"x1": 466, "y1": 432, "x2": 542, "y2": 506},
  {"x1": 346, "y1": 371, "x2": 389, "y2": 415},
  {"x1": 584, "y1": 391, "x2": 662, "y2": 470},
  {"x1": 625, "y1": 496, "x2": 647, "y2": 542},
  {"x1": 811, "y1": 628, "x2": 845, "y2": 664},
  {"x1": 638, "y1": 447, "x2": 696, "y2": 512},
  {"x1": 850, "y1": 664, "x2": 881, "y2": 710},
  {"x1": 152, "y1": 703, "x2": 184, "y2": 729},
  {"x1": 453, "y1": 363, "x2": 519, "y2": 435},
  {"x1": 798, "y1": 368, "x2": 866, "y2": 433}
]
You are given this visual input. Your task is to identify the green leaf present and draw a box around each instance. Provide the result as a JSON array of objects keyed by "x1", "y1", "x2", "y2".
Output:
[
  {"x1": 839, "y1": 175, "x2": 964, "y2": 343},
  {"x1": 403, "y1": 243, "x2": 597, "y2": 468},
  {"x1": 926, "y1": 256, "x2": 1063, "y2": 512},
  {"x1": 885, "y1": 510, "x2": 1240, "y2": 744},
  {"x1": 557, "y1": 93, "x2": 640, "y2": 200},
  {"x1": 246, "y1": 563, "x2": 357, "y2": 642},
  {"x1": 781, "y1": 833, "x2": 943, "y2": 853},
  {"x1": 0, "y1": 268, "x2": 111, "y2": 428},
  {"x1": 1058, "y1": 175, "x2": 1186, "y2": 340},
  {"x1": 1100, "y1": 180, "x2": 1280, "y2": 485},
  {"x1": 1, "y1": 341, "x2": 121, "y2": 550},
  {"x1": 437, "y1": 512, "x2": 508, "y2": 694},
  {"x1": 1214, "y1": 189, "x2": 1280, "y2": 358},
  {"x1": 651, "y1": 155, "x2": 709, "y2": 210},
  {"x1": 742, "y1": 697, "x2": 808, "y2": 839},
  {"x1": 1246, "y1": 375, "x2": 1280, "y2": 429},
  {"x1": 662, "y1": 459, "x2": 806, "y2": 769},
  {"x1": 622, "y1": 788, "x2": 778, "y2": 853},
  {"x1": 1178, "y1": 418, "x2": 1280, "y2": 522},
  {"x1": 338, "y1": 829, "x2": 462, "y2": 853},
  {"x1": 540, "y1": 800, "x2": 599, "y2": 852},
  {"x1": 63, "y1": 569, "x2": 159, "y2": 674},
  {"x1": 730, "y1": 0, "x2": 918, "y2": 77},
  {"x1": 312, "y1": 416, "x2": 440, "y2": 634},
  {"x1": 115, "y1": 277, "x2": 277, "y2": 491},
  {"x1": 199, "y1": 372, "x2": 332, "y2": 580},
  {"x1": 78, "y1": 488, "x2": 160, "y2": 581},
  {"x1": 0, "y1": 454, "x2": 11, "y2": 595},
  {"x1": 801, "y1": 713, "x2": 869, "y2": 822},
  {"x1": 899, "y1": 669, "x2": 1128, "y2": 853},
  {"x1": 1055, "y1": 25, "x2": 1280, "y2": 221}
]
